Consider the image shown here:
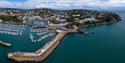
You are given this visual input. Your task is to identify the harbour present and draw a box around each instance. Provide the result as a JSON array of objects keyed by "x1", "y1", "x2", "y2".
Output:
[
  {"x1": 7, "y1": 26, "x2": 79, "y2": 61},
  {"x1": 0, "y1": 21, "x2": 55, "y2": 63},
  {"x1": 0, "y1": 10, "x2": 125, "y2": 63}
]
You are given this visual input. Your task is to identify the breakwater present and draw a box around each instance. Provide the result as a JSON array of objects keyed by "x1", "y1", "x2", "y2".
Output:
[{"x1": 8, "y1": 27, "x2": 78, "y2": 62}]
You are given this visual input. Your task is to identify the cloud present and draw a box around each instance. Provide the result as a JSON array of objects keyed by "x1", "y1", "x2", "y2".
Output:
[{"x1": 0, "y1": 0, "x2": 125, "y2": 9}]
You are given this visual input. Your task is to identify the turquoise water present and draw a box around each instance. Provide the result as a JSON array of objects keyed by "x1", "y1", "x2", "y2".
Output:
[
  {"x1": 45, "y1": 11, "x2": 125, "y2": 63},
  {"x1": 0, "y1": 26, "x2": 54, "y2": 63},
  {"x1": 0, "y1": 11, "x2": 125, "y2": 63}
]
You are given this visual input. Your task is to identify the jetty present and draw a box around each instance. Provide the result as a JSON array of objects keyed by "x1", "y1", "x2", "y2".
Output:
[
  {"x1": 8, "y1": 26, "x2": 79, "y2": 62},
  {"x1": 0, "y1": 40, "x2": 11, "y2": 47}
]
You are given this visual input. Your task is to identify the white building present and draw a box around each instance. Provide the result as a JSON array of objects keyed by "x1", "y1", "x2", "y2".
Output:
[{"x1": 0, "y1": 19, "x2": 2, "y2": 22}]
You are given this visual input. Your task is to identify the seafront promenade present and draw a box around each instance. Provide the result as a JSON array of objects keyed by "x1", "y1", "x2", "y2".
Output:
[{"x1": 8, "y1": 27, "x2": 78, "y2": 62}]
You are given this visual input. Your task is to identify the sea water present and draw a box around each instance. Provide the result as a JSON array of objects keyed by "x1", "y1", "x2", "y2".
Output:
[{"x1": 0, "y1": 11, "x2": 125, "y2": 63}]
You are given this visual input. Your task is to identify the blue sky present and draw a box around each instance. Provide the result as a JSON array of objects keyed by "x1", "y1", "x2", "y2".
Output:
[
  {"x1": 0, "y1": 0, "x2": 125, "y2": 9},
  {"x1": 1, "y1": 0, "x2": 27, "y2": 2},
  {"x1": 0, "y1": 0, "x2": 27, "y2": 2}
]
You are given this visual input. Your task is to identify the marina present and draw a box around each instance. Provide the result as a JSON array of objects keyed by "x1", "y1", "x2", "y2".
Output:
[
  {"x1": 0, "y1": 12, "x2": 125, "y2": 63},
  {"x1": 8, "y1": 28, "x2": 78, "y2": 61},
  {"x1": 0, "y1": 4, "x2": 124, "y2": 63},
  {"x1": 0, "y1": 23, "x2": 26, "y2": 36},
  {"x1": 29, "y1": 26, "x2": 55, "y2": 43}
]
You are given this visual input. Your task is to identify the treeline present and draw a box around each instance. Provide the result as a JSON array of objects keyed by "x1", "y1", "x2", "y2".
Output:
[{"x1": 0, "y1": 15, "x2": 21, "y2": 22}]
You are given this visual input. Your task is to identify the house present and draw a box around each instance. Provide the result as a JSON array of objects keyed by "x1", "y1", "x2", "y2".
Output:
[
  {"x1": 0, "y1": 19, "x2": 2, "y2": 22},
  {"x1": 79, "y1": 17, "x2": 97, "y2": 23}
]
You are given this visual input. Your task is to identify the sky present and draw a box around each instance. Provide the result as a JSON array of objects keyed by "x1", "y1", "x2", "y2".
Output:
[{"x1": 0, "y1": 0, "x2": 125, "y2": 9}]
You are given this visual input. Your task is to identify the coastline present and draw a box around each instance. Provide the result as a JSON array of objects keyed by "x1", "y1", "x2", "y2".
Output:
[
  {"x1": 78, "y1": 20, "x2": 120, "y2": 28},
  {"x1": 0, "y1": 8, "x2": 122, "y2": 63}
]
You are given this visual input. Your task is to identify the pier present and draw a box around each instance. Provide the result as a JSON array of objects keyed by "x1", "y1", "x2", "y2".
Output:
[
  {"x1": 8, "y1": 28, "x2": 78, "y2": 61},
  {"x1": 0, "y1": 40, "x2": 11, "y2": 47}
]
